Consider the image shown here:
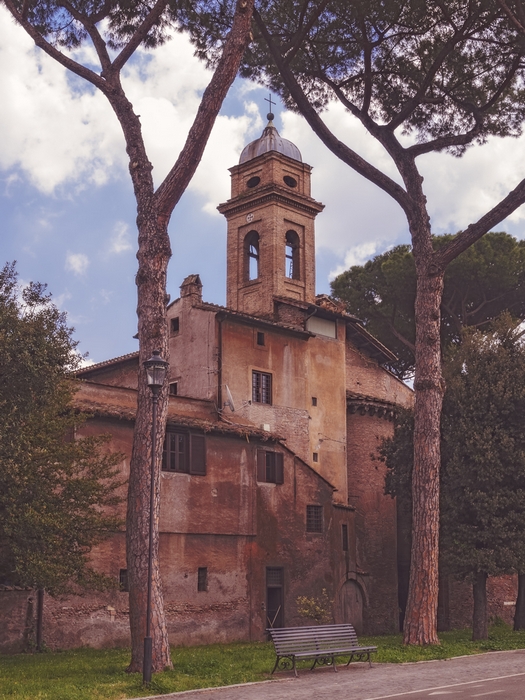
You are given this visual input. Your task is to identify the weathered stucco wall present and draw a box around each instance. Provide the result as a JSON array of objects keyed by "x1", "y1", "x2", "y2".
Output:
[{"x1": 347, "y1": 411, "x2": 399, "y2": 634}]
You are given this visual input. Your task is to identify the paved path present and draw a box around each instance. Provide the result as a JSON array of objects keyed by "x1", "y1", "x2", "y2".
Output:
[{"x1": 133, "y1": 649, "x2": 525, "y2": 700}]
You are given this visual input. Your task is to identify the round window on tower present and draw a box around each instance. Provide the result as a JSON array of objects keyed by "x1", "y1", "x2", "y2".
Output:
[
  {"x1": 283, "y1": 176, "x2": 298, "y2": 188},
  {"x1": 247, "y1": 176, "x2": 261, "y2": 188}
]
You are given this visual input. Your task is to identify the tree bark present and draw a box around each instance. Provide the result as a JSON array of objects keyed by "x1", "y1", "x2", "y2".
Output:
[
  {"x1": 514, "y1": 571, "x2": 525, "y2": 630},
  {"x1": 124, "y1": 0, "x2": 255, "y2": 674},
  {"x1": 472, "y1": 570, "x2": 488, "y2": 640},
  {"x1": 4, "y1": 0, "x2": 254, "y2": 674},
  {"x1": 402, "y1": 219, "x2": 444, "y2": 646}
]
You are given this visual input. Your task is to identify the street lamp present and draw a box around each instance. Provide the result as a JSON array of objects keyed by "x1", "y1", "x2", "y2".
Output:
[{"x1": 142, "y1": 349, "x2": 168, "y2": 685}]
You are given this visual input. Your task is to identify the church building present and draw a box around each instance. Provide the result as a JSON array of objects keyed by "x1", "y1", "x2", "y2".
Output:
[{"x1": 1, "y1": 115, "x2": 414, "y2": 651}]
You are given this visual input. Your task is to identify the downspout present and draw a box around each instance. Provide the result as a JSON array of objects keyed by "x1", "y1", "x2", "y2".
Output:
[{"x1": 217, "y1": 314, "x2": 223, "y2": 416}]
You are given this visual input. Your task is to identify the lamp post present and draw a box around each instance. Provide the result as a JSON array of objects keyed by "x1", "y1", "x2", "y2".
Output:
[{"x1": 142, "y1": 349, "x2": 168, "y2": 685}]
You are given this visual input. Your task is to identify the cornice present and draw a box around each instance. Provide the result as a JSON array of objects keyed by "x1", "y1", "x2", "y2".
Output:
[{"x1": 217, "y1": 188, "x2": 324, "y2": 218}]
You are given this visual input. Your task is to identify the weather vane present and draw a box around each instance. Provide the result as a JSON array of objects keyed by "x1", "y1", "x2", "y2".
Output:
[{"x1": 265, "y1": 93, "x2": 276, "y2": 119}]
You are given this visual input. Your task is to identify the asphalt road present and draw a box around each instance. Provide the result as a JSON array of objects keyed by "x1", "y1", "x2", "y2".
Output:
[{"x1": 135, "y1": 649, "x2": 525, "y2": 700}]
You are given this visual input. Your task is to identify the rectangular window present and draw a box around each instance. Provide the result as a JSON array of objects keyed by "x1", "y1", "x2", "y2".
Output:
[
  {"x1": 257, "y1": 450, "x2": 284, "y2": 484},
  {"x1": 342, "y1": 524, "x2": 349, "y2": 551},
  {"x1": 252, "y1": 370, "x2": 272, "y2": 404},
  {"x1": 312, "y1": 452, "x2": 319, "y2": 463},
  {"x1": 312, "y1": 396, "x2": 318, "y2": 406},
  {"x1": 169, "y1": 382, "x2": 178, "y2": 396},
  {"x1": 119, "y1": 569, "x2": 129, "y2": 592},
  {"x1": 257, "y1": 331, "x2": 265, "y2": 346},
  {"x1": 197, "y1": 567, "x2": 208, "y2": 592},
  {"x1": 162, "y1": 432, "x2": 206, "y2": 475},
  {"x1": 170, "y1": 317, "x2": 180, "y2": 334},
  {"x1": 306, "y1": 505, "x2": 323, "y2": 533}
]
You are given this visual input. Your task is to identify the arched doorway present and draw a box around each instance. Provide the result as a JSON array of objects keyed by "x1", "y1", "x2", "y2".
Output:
[{"x1": 337, "y1": 580, "x2": 364, "y2": 634}]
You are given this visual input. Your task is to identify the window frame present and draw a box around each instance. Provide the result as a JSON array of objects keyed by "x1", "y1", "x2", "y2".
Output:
[
  {"x1": 244, "y1": 230, "x2": 260, "y2": 282},
  {"x1": 285, "y1": 230, "x2": 300, "y2": 280},
  {"x1": 257, "y1": 450, "x2": 284, "y2": 484},
  {"x1": 197, "y1": 567, "x2": 208, "y2": 592},
  {"x1": 252, "y1": 370, "x2": 272, "y2": 405},
  {"x1": 306, "y1": 505, "x2": 323, "y2": 533},
  {"x1": 162, "y1": 430, "x2": 206, "y2": 475}
]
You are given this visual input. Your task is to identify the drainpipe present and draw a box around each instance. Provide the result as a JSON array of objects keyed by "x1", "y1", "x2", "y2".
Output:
[{"x1": 217, "y1": 314, "x2": 223, "y2": 415}]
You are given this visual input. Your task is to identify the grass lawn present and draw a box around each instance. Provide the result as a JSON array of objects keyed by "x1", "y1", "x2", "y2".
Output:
[{"x1": 1, "y1": 625, "x2": 525, "y2": 700}]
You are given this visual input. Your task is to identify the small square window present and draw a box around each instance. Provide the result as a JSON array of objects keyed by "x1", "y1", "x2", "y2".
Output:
[
  {"x1": 171, "y1": 317, "x2": 180, "y2": 334},
  {"x1": 119, "y1": 569, "x2": 129, "y2": 592},
  {"x1": 169, "y1": 382, "x2": 178, "y2": 396},
  {"x1": 312, "y1": 397, "x2": 318, "y2": 406},
  {"x1": 306, "y1": 505, "x2": 323, "y2": 533},
  {"x1": 257, "y1": 331, "x2": 265, "y2": 346},
  {"x1": 197, "y1": 567, "x2": 208, "y2": 592},
  {"x1": 313, "y1": 452, "x2": 319, "y2": 463}
]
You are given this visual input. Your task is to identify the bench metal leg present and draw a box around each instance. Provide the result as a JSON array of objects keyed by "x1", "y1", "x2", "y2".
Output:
[
  {"x1": 310, "y1": 655, "x2": 337, "y2": 672},
  {"x1": 345, "y1": 652, "x2": 373, "y2": 668},
  {"x1": 271, "y1": 654, "x2": 297, "y2": 677}
]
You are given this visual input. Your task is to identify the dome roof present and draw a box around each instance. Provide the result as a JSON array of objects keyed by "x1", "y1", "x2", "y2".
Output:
[{"x1": 239, "y1": 114, "x2": 302, "y2": 164}]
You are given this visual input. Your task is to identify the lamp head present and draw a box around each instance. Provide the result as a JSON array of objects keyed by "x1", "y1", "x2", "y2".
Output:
[{"x1": 143, "y1": 349, "x2": 168, "y2": 394}]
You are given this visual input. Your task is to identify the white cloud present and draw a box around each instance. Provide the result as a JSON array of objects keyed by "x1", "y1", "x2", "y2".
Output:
[
  {"x1": 53, "y1": 290, "x2": 73, "y2": 308},
  {"x1": 65, "y1": 252, "x2": 89, "y2": 276},
  {"x1": 108, "y1": 221, "x2": 133, "y2": 255},
  {"x1": 0, "y1": 8, "x2": 260, "y2": 211},
  {"x1": 0, "y1": 9, "x2": 125, "y2": 193},
  {"x1": 78, "y1": 355, "x2": 96, "y2": 368},
  {"x1": 329, "y1": 241, "x2": 391, "y2": 280}
]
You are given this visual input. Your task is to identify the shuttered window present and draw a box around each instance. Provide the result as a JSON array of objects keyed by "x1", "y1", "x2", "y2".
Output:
[
  {"x1": 257, "y1": 450, "x2": 284, "y2": 484},
  {"x1": 162, "y1": 431, "x2": 206, "y2": 475}
]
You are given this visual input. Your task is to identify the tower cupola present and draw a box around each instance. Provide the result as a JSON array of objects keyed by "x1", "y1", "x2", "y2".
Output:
[
  {"x1": 239, "y1": 114, "x2": 302, "y2": 164},
  {"x1": 218, "y1": 114, "x2": 324, "y2": 318}
]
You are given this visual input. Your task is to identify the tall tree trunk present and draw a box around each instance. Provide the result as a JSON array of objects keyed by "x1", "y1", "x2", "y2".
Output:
[
  {"x1": 123, "y1": 0, "x2": 256, "y2": 673},
  {"x1": 403, "y1": 219, "x2": 444, "y2": 646},
  {"x1": 472, "y1": 570, "x2": 488, "y2": 640},
  {"x1": 514, "y1": 571, "x2": 525, "y2": 630},
  {"x1": 127, "y1": 213, "x2": 172, "y2": 673}
]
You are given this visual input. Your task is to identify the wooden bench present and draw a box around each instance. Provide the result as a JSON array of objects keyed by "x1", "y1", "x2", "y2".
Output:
[{"x1": 267, "y1": 624, "x2": 377, "y2": 677}]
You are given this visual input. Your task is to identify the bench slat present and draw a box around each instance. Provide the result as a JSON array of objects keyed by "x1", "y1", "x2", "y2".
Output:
[{"x1": 267, "y1": 623, "x2": 377, "y2": 677}]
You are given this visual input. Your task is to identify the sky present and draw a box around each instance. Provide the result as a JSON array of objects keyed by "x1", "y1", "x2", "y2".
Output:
[{"x1": 2, "y1": 7, "x2": 525, "y2": 365}]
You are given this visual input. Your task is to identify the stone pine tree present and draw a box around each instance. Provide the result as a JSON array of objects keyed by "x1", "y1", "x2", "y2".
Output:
[
  {"x1": 2, "y1": 0, "x2": 255, "y2": 672},
  {"x1": 330, "y1": 232, "x2": 525, "y2": 381},
  {"x1": 384, "y1": 315, "x2": 525, "y2": 640},
  {"x1": 0, "y1": 262, "x2": 123, "y2": 644},
  {"x1": 178, "y1": 0, "x2": 525, "y2": 644}
]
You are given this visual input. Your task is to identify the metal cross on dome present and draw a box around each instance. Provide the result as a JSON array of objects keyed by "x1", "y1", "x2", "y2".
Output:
[{"x1": 265, "y1": 93, "x2": 276, "y2": 118}]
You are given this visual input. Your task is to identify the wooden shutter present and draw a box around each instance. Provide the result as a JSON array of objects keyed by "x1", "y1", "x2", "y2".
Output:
[
  {"x1": 257, "y1": 450, "x2": 266, "y2": 481},
  {"x1": 275, "y1": 453, "x2": 284, "y2": 484},
  {"x1": 190, "y1": 434, "x2": 206, "y2": 475}
]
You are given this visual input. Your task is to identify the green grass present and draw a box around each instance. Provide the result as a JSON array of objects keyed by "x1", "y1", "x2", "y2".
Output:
[{"x1": 1, "y1": 625, "x2": 525, "y2": 700}]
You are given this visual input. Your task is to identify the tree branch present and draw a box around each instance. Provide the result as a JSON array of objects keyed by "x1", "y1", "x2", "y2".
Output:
[
  {"x1": 253, "y1": 8, "x2": 413, "y2": 217},
  {"x1": 111, "y1": 0, "x2": 169, "y2": 75},
  {"x1": 59, "y1": 0, "x2": 113, "y2": 75},
  {"x1": 281, "y1": 0, "x2": 331, "y2": 64},
  {"x1": 153, "y1": 0, "x2": 254, "y2": 222},
  {"x1": 3, "y1": 0, "x2": 107, "y2": 91},
  {"x1": 436, "y1": 179, "x2": 525, "y2": 268},
  {"x1": 497, "y1": 0, "x2": 525, "y2": 33}
]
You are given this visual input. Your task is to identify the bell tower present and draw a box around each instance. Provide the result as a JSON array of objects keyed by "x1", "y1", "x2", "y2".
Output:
[{"x1": 218, "y1": 113, "x2": 324, "y2": 318}]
